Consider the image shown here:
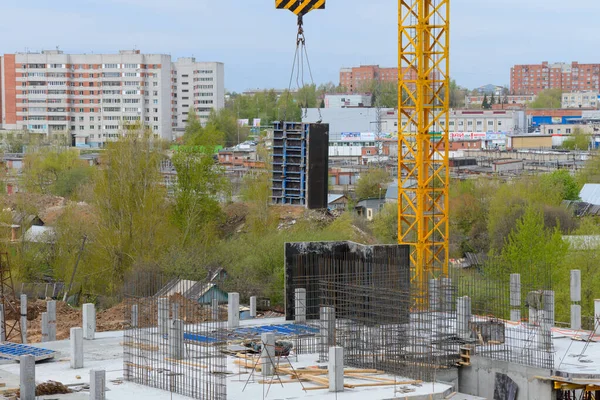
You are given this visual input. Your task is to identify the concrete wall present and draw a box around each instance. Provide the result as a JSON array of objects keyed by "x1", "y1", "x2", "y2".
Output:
[{"x1": 459, "y1": 355, "x2": 555, "y2": 400}]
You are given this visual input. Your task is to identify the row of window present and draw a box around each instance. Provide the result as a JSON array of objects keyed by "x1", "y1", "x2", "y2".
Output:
[{"x1": 22, "y1": 63, "x2": 161, "y2": 69}]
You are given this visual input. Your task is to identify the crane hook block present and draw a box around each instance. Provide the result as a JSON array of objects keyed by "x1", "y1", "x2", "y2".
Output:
[{"x1": 275, "y1": 0, "x2": 325, "y2": 16}]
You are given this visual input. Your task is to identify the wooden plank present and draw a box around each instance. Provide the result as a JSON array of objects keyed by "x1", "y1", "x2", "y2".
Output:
[
  {"x1": 303, "y1": 386, "x2": 329, "y2": 391},
  {"x1": 120, "y1": 341, "x2": 159, "y2": 352},
  {"x1": 344, "y1": 373, "x2": 400, "y2": 383}
]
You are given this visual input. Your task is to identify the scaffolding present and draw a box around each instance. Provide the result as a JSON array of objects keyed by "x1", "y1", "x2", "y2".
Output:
[{"x1": 123, "y1": 273, "x2": 227, "y2": 400}]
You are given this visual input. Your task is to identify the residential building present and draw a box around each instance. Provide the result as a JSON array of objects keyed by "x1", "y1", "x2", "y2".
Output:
[
  {"x1": 0, "y1": 50, "x2": 224, "y2": 147},
  {"x1": 324, "y1": 94, "x2": 371, "y2": 108},
  {"x1": 511, "y1": 61, "x2": 600, "y2": 95},
  {"x1": 561, "y1": 91, "x2": 600, "y2": 109},
  {"x1": 339, "y1": 65, "x2": 415, "y2": 93},
  {"x1": 172, "y1": 57, "x2": 224, "y2": 133}
]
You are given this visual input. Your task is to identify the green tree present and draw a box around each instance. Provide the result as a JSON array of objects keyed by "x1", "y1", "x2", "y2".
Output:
[
  {"x1": 372, "y1": 203, "x2": 398, "y2": 243},
  {"x1": 539, "y1": 169, "x2": 580, "y2": 201},
  {"x1": 490, "y1": 93, "x2": 496, "y2": 105},
  {"x1": 449, "y1": 79, "x2": 466, "y2": 108},
  {"x1": 561, "y1": 127, "x2": 591, "y2": 151},
  {"x1": 360, "y1": 80, "x2": 398, "y2": 108},
  {"x1": 528, "y1": 88, "x2": 563, "y2": 109},
  {"x1": 481, "y1": 94, "x2": 490, "y2": 109},
  {"x1": 355, "y1": 168, "x2": 392, "y2": 200}
]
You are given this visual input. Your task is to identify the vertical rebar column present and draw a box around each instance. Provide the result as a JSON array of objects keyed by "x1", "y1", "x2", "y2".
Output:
[
  {"x1": 171, "y1": 303, "x2": 179, "y2": 322},
  {"x1": 169, "y1": 319, "x2": 184, "y2": 360},
  {"x1": 441, "y1": 278, "x2": 453, "y2": 312},
  {"x1": 158, "y1": 298, "x2": 169, "y2": 336},
  {"x1": 295, "y1": 288, "x2": 306, "y2": 323},
  {"x1": 20, "y1": 294, "x2": 27, "y2": 344},
  {"x1": 510, "y1": 274, "x2": 521, "y2": 322},
  {"x1": 571, "y1": 270, "x2": 581, "y2": 330},
  {"x1": 131, "y1": 305, "x2": 138, "y2": 328},
  {"x1": 429, "y1": 279, "x2": 440, "y2": 311},
  {"x1": 457, "y1": 296, "x2": 471, "y2": 339},
  {"x1": 0, "y1": 304, "x2": 6, "y2": 342},
  {"x1": 319, "y1": 306, "x2": 335, "y2": 362},
  {"x1": 211, "y1": 299, "x2": 219, "y2": 321}
]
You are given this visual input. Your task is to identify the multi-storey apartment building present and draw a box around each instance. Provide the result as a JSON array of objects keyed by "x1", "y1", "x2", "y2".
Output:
[
  {"x1": 339, "y1": 65, "x2": 419, "y2": 94},
  {"x1": 511, "y1": 62, "x2": 600, "y2": 95},
  {"x1": 172, "y1": 57, "x2": 224, "y2": 134},
  {"x1": 0, "y1": 50, "x2": 224, "y2": 147},
  {"x1": 561, "y1": 91, "x2": 600, "y2": 109}
]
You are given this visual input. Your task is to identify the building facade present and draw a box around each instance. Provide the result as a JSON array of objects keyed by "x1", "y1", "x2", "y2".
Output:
[
  {"x1": 561, "y1": 91, "x2": 600, "y2": 109},
  {"x1": 465, "y1": 94, "x2": 535, "y2": 108},
  {"x1": 339, "y1": 65, "x2": 415, "y2": 93},
  {"x1": 0, "y1": 50, "x2": 224, "y2": 147},
  {"x1": 511, "y1": 62, "x2": 600, "y2": 95},
  {"x1": 324, "y1": 94, "x2": 371, "y2": 108}
]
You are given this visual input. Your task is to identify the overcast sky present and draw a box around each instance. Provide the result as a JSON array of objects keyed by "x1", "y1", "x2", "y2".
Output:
[{"x1": 2, "y1": 0, "x2": 600, "y2": 92}]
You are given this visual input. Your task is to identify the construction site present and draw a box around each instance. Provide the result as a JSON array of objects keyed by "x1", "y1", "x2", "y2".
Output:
[{"x1": 0, "y1": 1, "x2": 599, "y2": 400}]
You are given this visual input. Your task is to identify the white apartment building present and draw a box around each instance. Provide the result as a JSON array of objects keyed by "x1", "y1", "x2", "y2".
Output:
[
  {"x1": 562, "y1": 92, "x2": 600, "y2": 109},
  {"x1": 172, "y1": 58, "x2": 224, "y2": 135},
  {"x1": 324, "y1": 94, "x2": 372, "y2": 108},
  {"x1": 0, "y1": 50, "x2": 225, "y2": 147}
]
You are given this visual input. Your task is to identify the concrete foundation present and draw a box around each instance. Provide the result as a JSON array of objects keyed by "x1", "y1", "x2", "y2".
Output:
[
  {"x1": 459, "y1": 355, "x2": 555, "y2": 400},
  {"x1": 328, "y1": 346, "x2": 344, "y2": 392},
  {"x1": 90, "y1": 369, "x2": 106, "y2": 400},
  {"x1": 250, "y1": 296, "x2": 257, "y2": 318},
  {"x1": 20, "y1": 294, "x2": 27, "y2": 344},
  {"x1": 83, "y1": 303, "x2": 96, "y2": 340},
  {"x1": 261, "y1": 332, "x2": 275, "y2": 377},
  {"x1": 294, "y1": 288, "x2": 306, "y2": 323},
  {"x1": 47, "y1": 300, "x2": 57, "y2": 341},
  {"x1": 70, "y1": 327, "x2": 84, "y2": 369},
  {"x1": 41, "y1": 312, "x2": 49, "y2": 342},
  {"x1": 228, "y1": 293, "x2": 240, "y2": 329},
  {"x1": 158, "y1": 298, "x2": 169, "y2": 336},
  {"x1": 169, "y1": 319, "x2": 184, "y2": 360},
  {"x1": 19, "y1": 354, "x2": 35, "y2": 400}
]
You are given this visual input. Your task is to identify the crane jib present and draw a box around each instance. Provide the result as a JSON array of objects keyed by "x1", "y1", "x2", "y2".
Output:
[{"x1": 275, "y1": 0, "x2": 326, "y2": 16}]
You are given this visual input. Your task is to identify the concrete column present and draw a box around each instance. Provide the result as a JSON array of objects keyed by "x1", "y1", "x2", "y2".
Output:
[
  {"x1": 172, "y1": 303, "x2": 179, "y2": 322},
  {"x1": 131, "y1": 305, "x2": 138, "y2": 328},
  {"x1": 295, "y1": 288, "x2": 306, "y2": 323},
  {"x1": 261, "y1": 332, "x2": 275, "y2": 377},
  {"x1": 41, "y1": 312, "x2": 49, "y2": 343},
  {"x1": 228, "y1": 293, "x2": 240, "y2": 329},
  {"x1": 319, "y1": 306, "x2": 336, "y2": 361},
  {"x1": 211, "y1": 299, "x2": 219, "y2": 321},
  {"x1": 543, "y1": 291, "x2": 555, "y2": 327},
  {"x1": 47, "y1": 300, "x2": 56, "y2": 341},
  {"x1": 571, "y1": 270, "x2": 582, "y2": 302},
  {"x1": 594, "y1": 300, "x2": 600, "y2": 328},
  {"x1": 441, "y1": 278, "x2": 453, "y2": 312},
  {"x1": 510, "y1": 274, "x2": 521, "y2": 322},
  {"x1": 538, "y1": 322, "x2": 552, "y2": 351},
  {"x1": 250, "y1": 296, "x2": 257, "y2": 318},
  {"x1": 20, "y1": 294, "x2": 27, "y2": 344},
  {"x1": 0, "y1": 304, "x2": 6, "y2": 342},
  {"x1": 328, "y1": 346, "x2": 344, "y2": 393},
  {"x1": 571, "y1": 305, "x2": 582, "y2": 331},
  {"x1": 90, "y1": 369, "x2": 106, "y2": 400},
  {"x1": 158, "y1": 298, "x2": 169, "y2": 336},
  {"x1": 169, "y1": 319, "x2": 184, "y2": 360},
  {"x1": 429, "y1": 279, "x2": 440, "y2": 311},
  {"x1": 82, "y1": 303, "x2": 96, "y2": 340},
  {"x1": 457, "y1": 296, "x2": 472, "y2": 339},
  {"x1": 19, "y1": 355, "x2": 35, "y2": 400},
  {"x1": 70, "y1": 327, "x2": 84, "y2": 369}
]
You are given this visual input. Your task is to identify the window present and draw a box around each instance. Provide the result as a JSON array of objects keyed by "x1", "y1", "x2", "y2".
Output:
[
  {"x1": 153, "y1": 100, "x2": 158, "y2": 104},
  {"x1": 103, "y1": 64, "x2": 120, "y2": 69},
  {"x1": 153, "y1": 82, "x2": 158, "y2": 87},
  {"x1": 153, "y1": 117, "x2": 159, "y2": 121},
  {"x1": 79, "y1": 117, "x2": 85, "y2": 122},
  {"x1": 548, "y1": 129, "x2": 554, "y2": 134},
  {"x1": 79, "y1": 125, "x2": 85, "y2": 130},
  {"x1": 90, "y1": 117, "x2": 95, "y2": 121},
  {"x1": 153, "y1": 125, "x2": 159, "y2": 130},
  {"x1": 123, "y1": 64, "x2": 139, "y2": 69}
]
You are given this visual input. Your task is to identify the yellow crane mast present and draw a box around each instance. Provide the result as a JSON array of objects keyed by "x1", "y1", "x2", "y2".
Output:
[{"x1": 398, "y1": 0, "x2": 450, "y2": 293}]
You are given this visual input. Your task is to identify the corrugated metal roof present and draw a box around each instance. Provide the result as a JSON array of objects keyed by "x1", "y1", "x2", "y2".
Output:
[
  {"x1": 328, "y1": 194, "x2": 345, "y2": 204},
  {"x1": 23, "y1": 226, "x2": 55, "y2": 243},
  {"x1": 580, "y1": 184, "x2": 600, "y2": 205},
  {"x1": 155, "y1": 278, "x2": 219, "y2": 300}
]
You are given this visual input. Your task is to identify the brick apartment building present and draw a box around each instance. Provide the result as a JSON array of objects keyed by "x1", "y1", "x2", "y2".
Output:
[
  {"x1": 340, "y1": 65, "x2": 417, "y2": 93},
  {"x1": 511, "y1": 61, "x2": 600, "y2": 95},
  {"x1": 0, "y1": 50, "x2": 224, "y2": 147}
]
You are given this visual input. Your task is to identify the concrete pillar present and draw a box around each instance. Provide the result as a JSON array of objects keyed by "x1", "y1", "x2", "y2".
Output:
[
  {"x1": 172, "y1": 303, "x2": 179, "y2": 322},
  {"x1": 41, "y1": 312, "x2": 49, "y2": 343},
  {"x1": 295, "y1": 288, "x2": 306, "y2": 323},
  {"x1": 228, "y1": 293, "x2": 240, "y2": 329},
  {"x1": 571, "y1": 270, "x2": 582, "y2": 302},
  {"x1": 429, "y1": 279, "x2": 440, "y2": 311},
  {"x1": 169, "y1": 319, "x2": 184, "y2": 360},
  {"x1": 441, "y1": 278, "x2": 453, "y2": 312},
  {"x1": 457, "y1": 296, "x2": 472, "y2": 339},
  {"x1": 594, "y1": 300, "x2": 600, "y2": 328},
  {"x1": 328, "y1": 346, "x2": 344, "y2": 393},
  {"x1": 19, "y1": 355, "x2": 35, "y2": 400},
  {"x1": 261, "y1": 332, "x2": 275, "y2": 377},
  {"x1": 250, "y1": 296, "x2": 257, "y2": 318},
  {"x1": 510, "y1": 274, "x2": 521, "y2": 322},
  {"x1": 20, "y1": 294, "x2": 27, "y2": 344},
  {"x1": 70, "y1": 327, "x2": 84, "y2": 369},
  {"x1": 131, "y1": 305, "x2": 138, "y2": 328},
  {"x1": 543, "y1": 291, "x2": 555, "y2": 327},
  {"x1": 90, "y1": 369, "x2": 106, "y2": 400},
  {"x1": 211, "y1": 299, "x2": 219, "y2": 321},
  {"x1": 47, "y1": 300, "x2": 56, "y2": 341},
  {"x1": 82, "y1": 303, "x2": 96, "y2": 340},
  {"x1": 0, "y1": 304, "x2": 6, "y2": 342},
  {"x1": 538, "y1": 322, "x2": 552, "y2": 351},
  {"x1": 571, "y1": 305, "x2": 582, "y2": 331},
  {"x1": 158, "y1": 298, "x2": 169, "y2": 336},
  {"x1": 319, "y1": 306, "x2": 336, "y2": 361}
]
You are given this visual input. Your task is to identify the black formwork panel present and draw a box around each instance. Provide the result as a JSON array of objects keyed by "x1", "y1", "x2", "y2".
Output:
[{"x1": 306, "y1": 124, "x2": 329, "y2": 209}]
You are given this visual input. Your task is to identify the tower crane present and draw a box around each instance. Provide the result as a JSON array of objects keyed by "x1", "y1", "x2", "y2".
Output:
[{"x1": 276, "y1": 0, "x2": 450, "y2": 295}]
